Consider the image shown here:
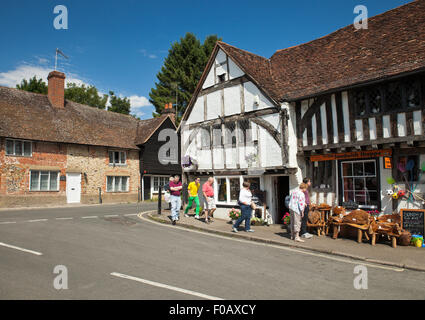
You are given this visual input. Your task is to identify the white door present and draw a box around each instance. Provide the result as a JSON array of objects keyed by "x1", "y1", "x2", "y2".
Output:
[{"x1": 66, "y1": 173, "x2": 81, "y2": 204}]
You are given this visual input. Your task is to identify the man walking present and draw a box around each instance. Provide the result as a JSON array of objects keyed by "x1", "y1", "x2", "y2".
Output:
[
  {"x1": 169, "y1": 175, "x2": 182, "y2": 225},
  {"x1": 300, "y1": 177, "x2": 313, "y2": 239},
  {"x1": 184, "y1": 177, "x2": 201, "y2": 219},
  {"x1": 202, "y1": 177, "x2": 216, "y2": 224}
]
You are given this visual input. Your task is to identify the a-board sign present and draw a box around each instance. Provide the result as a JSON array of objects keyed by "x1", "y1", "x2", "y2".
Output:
[{"x1": 401, "y1": 209, "x2": 425, "y2": 236}]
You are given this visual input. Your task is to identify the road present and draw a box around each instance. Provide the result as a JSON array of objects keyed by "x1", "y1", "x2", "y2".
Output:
[{"x1": 0, "y1": 203, "x2": 424, "y2": 299}]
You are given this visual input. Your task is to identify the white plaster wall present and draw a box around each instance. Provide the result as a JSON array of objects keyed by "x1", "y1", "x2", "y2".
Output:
[
  {"x1": 216, "y1": 49, "x2": 227, "y2": 64},
  {"x1": 287, "y1": 103, "x2": 299, "y2": 169},
  {"x1": 223, "y1": 86, "x2": 241, "y2": 116},
  {"x1": 228, "y1": 58, "x2": 244, "y2": 80},
  {"x1": 212, "y1": 147, "x2": 224, "y2": 169},
  {"x1": 258, "y1": 126, "x2": 281, "y2": 168},
  {"x1": 383, "y1": 115, "x2": 391, "y2": 138},
  {"x1": 413, "y1": 111, "x2": 422, "y2": 135},
  {"x1": 206, "y1": 91, "x2": 221, "y2": 120},
  {"x1": 397, "y1": 113, "x2": 406, "y2": 137},
  {"x1": 225, "y1": 147, "x2": 237, "y2": 168},
  {"x1": 355, "y1": 120, "x2": 363, "y2": 141},
  {"x1": 331, "y1": 94, "x2": 339, "y2": 144},
  {"x1": 369, "y1": 118, "x2": 377, "y2": 140},
  {"x1": 320, "y1": 103, "x2": 328, "y2": 145},
  {"x1": 186, "y1": 97, "x2": 204, "y2": 124},
  {"x1": 203, "y1": 68, "x2": 215, "y2": 89},
  {"x1": 342, "y1": 91, "x2": 351, "y2": 142},
  {"x1": 244, "y1": 81, "x2": 273, "y2": 112}
]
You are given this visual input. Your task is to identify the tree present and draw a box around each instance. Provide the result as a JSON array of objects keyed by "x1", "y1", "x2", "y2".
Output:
[
  {"x1": 16, "y1": 76, "x2": 47, "y2": 94},
  {"x1": 107, "y1": 91, "x2": 131, "y2": 115},
  {"x1": 65, "y1": 83, "x2": 108, "y2": 109},
  {"x1": 149, "y1": 33, "x2": 221, "y2": 124}
]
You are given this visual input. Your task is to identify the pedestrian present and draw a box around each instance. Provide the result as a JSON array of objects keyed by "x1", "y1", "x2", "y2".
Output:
[
  {"x1": 300, "y1": 178, "x2": 313, "y2": 239},
  {"x1": 202, "y1": 177, "x2": 216, "y2": 224},
  {"x1": 169, "y1": 175, "x2": 182, "y2": 225},
  {"x1": 184, "y1": 177, "x2": 201, "y2": 219},
  {"x1": 288, "y1": 183, "x2": 308, "y2": 242},
  {"x1": 232, "y1": 181, "x2": 254, "y2": 233}
]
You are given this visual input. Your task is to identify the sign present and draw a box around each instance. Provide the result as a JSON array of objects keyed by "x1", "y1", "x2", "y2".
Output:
[
  {"x1": 310, "y1": 149, "x2": 392, "y2": 162},
  {"x1": 384, "y1": 157, "x2": 392, "y2": 169},
  {"x1": 401, "y1": 209, "x2": 425, "y2": 236},
  {"x1": 60, "y1": 175, "x2": 66, "y2": 181}
]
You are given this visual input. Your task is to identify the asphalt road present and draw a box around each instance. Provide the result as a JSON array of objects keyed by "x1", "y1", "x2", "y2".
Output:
[{"x1": 0, "y1": 203, "x2": 424, "y2": 300}]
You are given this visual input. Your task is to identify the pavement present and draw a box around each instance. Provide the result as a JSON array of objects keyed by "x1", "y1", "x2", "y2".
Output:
[
  {"x1": 145, "y1": 209, "x2": 425, "y2": 272},
  {"x1": 1, "y1": 203, "x2": 425, "y2": 299}
]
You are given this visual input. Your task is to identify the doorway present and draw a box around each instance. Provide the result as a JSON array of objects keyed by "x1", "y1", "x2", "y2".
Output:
[
  {"x1": 66, "y1": 173, "x2": 81, "y2": 204},
  {"x1": 143, "y1": 176, "x2": 151, "y2": 200},
  {"x1": 275, "y1": 176, "x2": 289, "y2": 224}
]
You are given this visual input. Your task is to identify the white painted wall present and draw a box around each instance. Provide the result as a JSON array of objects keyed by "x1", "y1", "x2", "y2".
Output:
[
  {"x1": 244, "y1": 81, "x2": 273, "y2": 112},
  {"x1": 228, "y1": 58, "x2": 244, "y2": 80},
  {"x1": 186, "y1": 97, "x2": 204, "y2": 124},
  {"x1": 206, "y1": 91, "x2": 221, "y2": 120},
  {"x1": 203, "y1": 68, "x2": 215, "y2": 89},
  {"x1": 223, "y1": 86, "x2": 241, "y2": 116},
  {"x1": 342, "y1": 91, "x2": 351, "y2": 142}
]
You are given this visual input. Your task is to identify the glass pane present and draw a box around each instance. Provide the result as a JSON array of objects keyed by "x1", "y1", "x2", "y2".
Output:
[
  {"x1": 107, "y1": 176, "x2": 113, "y2": 192},
  {"x1": 343, "y1": 178, "x2": 354, "y2": 191},
  {"x1": 23, "y1": 141, "x2": 31, "y2": 156},
  {"x1": 114, "y1": 152, "x2": 119, "y2": 164},
  {"x1": 369, "y1": 88, "x2": 382, "y2": 114},
  {"x1": 109, "y1": 152, "x2": 113, "y2": 164},
  {"x1": 342, "y1": 163, "x2": 352, "y2": 177},
  {"x1": 364, "y1": 162, "x2": 375, "y2": 176},
  {"x1": 49, "y1": 172, "x2": 58, "y2": 190},
  {"x1": 406, "y1": 80, "x2": 420, "y2": 108},
  {"x1": 153, "y1": 177, "x2": 159, "y2": 191},
  {"x1": 114, "y1": 176, "x2": 120, "y2": 192},
  {"x1": 30, "y1": 171, "x2": 39, "y2": 191},
  {"x1": 40, "y1": 171, "x2": 49, "y2": 191},
  {"x1": 246, "y1": 177, "x2": 260, "y2": 191},
  {"x1": 354, "y1": 178, "x2": 365, "y2": 191},
  {"x1": 6, "y1": 140, "x2": 14, "y2": 155},
  {"x1": 355, "y1": 91, "x2": 366, "y2": 116},
  {"x1": 120, "y1": 152, "x2": 126, "y2": 164},
  {"x1": 365, "y1": 177, "x2": 377, "y2": 191},
  {"x1": 343, "y1": 190, "x2": 355, "y2": 202},
  {"x1": 229, "y1": 178, "x2": 240, "y2": 201},
  {"x1": 386, "y1": 82, "x2": 402, "y2": 110},
  {"x1": 355, "y1": 191, "x2": 367, "y2": 205},
  {"x1": 15, "y1": 141, "x2": 23, "y2": 156},
  {"x1": 369, "y1": 191, "x2": 378, "y2": 203},
  {"x1": 217, "y1": 178, "x2": 227, "y2": 202},
  {"x1": 353, "y1": 162, "x2": 364, "y2": 176},
  {"x1": 121, "y1": 177, "x2": 128, "y2": 192}
]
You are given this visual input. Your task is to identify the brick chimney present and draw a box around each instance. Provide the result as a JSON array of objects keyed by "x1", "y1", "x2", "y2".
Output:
[
  {"x1": 47, "y1": 71, "x2": 65, "y2": 109},
  {"x1": 162, "y1": 102, "x2": 176, "y2": 124}
]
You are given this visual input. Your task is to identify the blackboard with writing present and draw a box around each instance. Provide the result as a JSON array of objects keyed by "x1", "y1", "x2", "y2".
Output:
[{"x1": 401, "y1": 209, "x2": 425, "y2": 236}]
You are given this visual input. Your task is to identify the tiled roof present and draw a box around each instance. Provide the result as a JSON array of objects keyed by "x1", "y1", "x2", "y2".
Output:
[
  {"x1": 218, "y1": 0, "x2": 425, "y2": 102},
  {"x1": 0, "y1": 86, "x2": 172, "y2": 149}
]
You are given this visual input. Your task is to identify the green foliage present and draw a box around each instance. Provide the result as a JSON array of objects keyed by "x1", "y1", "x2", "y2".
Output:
[
  {"x1": 16, "y1": 76, "x2": 47, "y2": 94},
  {"x1": 65, "y1": 83, "x2": 108, "y2": 109},
  {"x1": 149, "y1": 33, "x2": 221, "y2": 124},
  {"x1": 107, "y1": 91, "x2": 131, "y2": 115}
]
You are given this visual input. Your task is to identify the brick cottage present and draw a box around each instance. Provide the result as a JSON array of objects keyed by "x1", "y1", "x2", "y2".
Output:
[{"x1": 0, "y1": 70, "x2": 180, "y2": 207}]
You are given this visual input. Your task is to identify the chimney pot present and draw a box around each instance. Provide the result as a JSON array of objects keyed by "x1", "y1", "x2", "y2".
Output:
[{"x1": 48, "y1": 71, "x2": 65, "y2": 109}]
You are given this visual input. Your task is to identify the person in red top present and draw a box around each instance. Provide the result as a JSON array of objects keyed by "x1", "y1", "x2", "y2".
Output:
[
  {"x1": 169, "y1": 175, "x2": 182, "y2": 225},
  {"x1": 202, "y1": 177, "x2": 216, "y2": 224}
]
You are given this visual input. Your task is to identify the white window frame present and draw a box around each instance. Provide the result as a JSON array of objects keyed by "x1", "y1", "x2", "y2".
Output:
[
  {"x1": 29, "y1": 170, "x2": 60, "y2": 192},
  {"x1": 5, "y1": 139, "x2": 32, "y2": 157},
  {"x1": 108, "y1": 150, "x2": 127, "y2": 166},
  {"x1": 106, "y1": 176, "x2": 129, "y2": 193},
  {"x1": 152, "y1": 175, "x2": 170, "y2": 194}
]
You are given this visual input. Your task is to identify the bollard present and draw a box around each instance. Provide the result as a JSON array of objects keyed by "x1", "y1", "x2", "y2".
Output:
[
  {"x1": 98, "y1": 187, "x2": 102, "y2": 204},
  {"x1": 157, "y1": 186, "x2": 162, "y2": 215},
  {"x1": 138, "y1": 187, "x2": 141, "y2": 202}
]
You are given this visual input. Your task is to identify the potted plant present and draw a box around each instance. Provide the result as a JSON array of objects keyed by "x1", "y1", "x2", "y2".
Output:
[
  {"x1": 228, "y1": 208, "x2": 241, "y2": 222},
  {"x1": 281, "y1": 212, "x2": 290, "y2": 229}
]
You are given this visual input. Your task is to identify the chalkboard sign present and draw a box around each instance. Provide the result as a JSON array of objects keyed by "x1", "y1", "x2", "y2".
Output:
[{"x1": 401, "y1": 209, "x2": 425, "y2": 236}]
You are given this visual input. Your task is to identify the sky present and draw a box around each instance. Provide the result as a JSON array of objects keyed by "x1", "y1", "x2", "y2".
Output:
[{"x1": 0, "y1": 0, "x2": 412, "y2": 119}]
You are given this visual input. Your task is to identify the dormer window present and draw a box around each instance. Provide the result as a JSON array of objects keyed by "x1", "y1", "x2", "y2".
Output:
[{"x1": 218, "y1": 74, "x2": 226, "y2": 83}]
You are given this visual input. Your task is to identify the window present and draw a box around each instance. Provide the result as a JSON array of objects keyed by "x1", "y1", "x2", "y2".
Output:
[
  {"x1": 396, "y1": 155, "x2": 420, "y2": 182},
  {"x1": 106, "y1": 176, "x2": 129, "y2": 192},
  {"x1": 404, "y1": 79, "x2": 421, "y2": 109},
  {"x1": 30, "y1": 171, "x2": 59, "y2": 191},
  {"x1": 312, "y1": 161, "x2": 333, "y2": 190},
  {"x1": 386, "y1": 81, "x2": 402, "y2": 111},
  {"x1": 368, "y1": 88, "x2": 382, "y2": 114},
  {"x1": 229, "y1": 178, "x2": 240, "y2": 202},
  {"x1": 200, "y1": 126, "x2": 211, "y2": 150},
  {"x1": 354, "y1": 90, "x2": 367, "y2": 117},
  {"x1": 153, "y1": 176, "x2": 169, "y2": 192},
  {"x1": 238, "y1": 120, "x2": 251, "y2": 145},
  {"x1": 109, "y1": 151, "x2": 126, "y2": 165},
  {"x1": 217, "y1": 74, "x2": 226, "y2": 83},
  {"x1": 6, "y1": 139, "x2": 32, "y2": 157},
  {"x1": 341, "y1": 160, "x2": 378, "y2": 209},
  {"x1": 215, "y1": 176, "x2": 260, "y2": 204},
  {"x1": 212, "y1": 124, "x2": 222, "y2": 147},
  {"x1": 225, "y1": 122, "x2": 237, "y2": 147},
  {"x1": 217, "y1": 178, "x2": 227, "y2": 202}
]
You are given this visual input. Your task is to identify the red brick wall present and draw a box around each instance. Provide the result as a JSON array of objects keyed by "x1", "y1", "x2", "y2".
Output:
[{"x1": 47, "y1": 71, "x2": 65, "y2": 109}]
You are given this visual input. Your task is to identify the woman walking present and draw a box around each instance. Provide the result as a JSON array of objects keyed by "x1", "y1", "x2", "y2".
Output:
[
  {"x1": 288, "y1": 183, "x2": 308, "y2": 242},
  {"x1": 232, "y1": 181, "x2": 254, "y2": 233}
]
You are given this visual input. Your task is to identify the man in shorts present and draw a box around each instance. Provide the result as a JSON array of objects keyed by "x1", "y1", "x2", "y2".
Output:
[{"x1": 202, "y1": 177, "x2": 216, "y2": 224}]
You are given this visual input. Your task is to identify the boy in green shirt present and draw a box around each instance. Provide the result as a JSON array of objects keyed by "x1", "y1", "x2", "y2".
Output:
[{"x1": 184, "y1": 177, "x2": 201, "y2": 219}]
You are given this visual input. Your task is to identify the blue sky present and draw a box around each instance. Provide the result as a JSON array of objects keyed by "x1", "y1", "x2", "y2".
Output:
[{"x1": 0, "y1": 0, "x2": 412, "y2": 119}]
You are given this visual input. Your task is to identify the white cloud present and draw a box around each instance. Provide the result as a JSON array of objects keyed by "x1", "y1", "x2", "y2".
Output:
[
  {"x1": 129, "y1": 95, "x2": 150, "y2": 108},
  {"x1": 139, "y1": 49, "x2": 158, "y2": 59}
]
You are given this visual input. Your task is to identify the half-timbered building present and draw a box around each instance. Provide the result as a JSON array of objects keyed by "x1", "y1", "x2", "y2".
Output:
[{"x1": 180, "y1": 0, "x2": 425, "y2": 223}]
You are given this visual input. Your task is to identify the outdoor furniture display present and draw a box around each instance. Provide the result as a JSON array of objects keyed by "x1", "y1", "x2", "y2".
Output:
[
  {"x1": 329, "y1": 209, "x2": 373, "y2": 243},
  {"x1": 370, "y1": 214, "x2": 404, "y2": 248},
  {"x1": 307, "y1": 207, "x2": 326, "y2": 236},
  {"x1": 318, "y1": 203, "x2": 332, "y2": 224}
]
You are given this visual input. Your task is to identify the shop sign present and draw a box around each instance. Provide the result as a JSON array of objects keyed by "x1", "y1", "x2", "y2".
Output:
[
  {"x1": 384, "y1": 157, "x2": 392, "y2": 169},
  {"x1": 310, "y1": 149, "x2": 392, "y2": 162},
  {"x1": 401, "y1": 209, "x2": 425, "y2": 237}
]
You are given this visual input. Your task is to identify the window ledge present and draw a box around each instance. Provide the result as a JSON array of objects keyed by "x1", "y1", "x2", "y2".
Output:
[{"x1": 6, "y1": 154, "x2": 32, "y2": 158}]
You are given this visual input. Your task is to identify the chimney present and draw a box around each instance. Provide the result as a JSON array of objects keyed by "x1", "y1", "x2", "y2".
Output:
[
  {"x1": 162, "y1": 102, "x2": 176, "y2": 124},
  {"x1": 47, "y1": 71, "x2": 66, "y2": 109}
]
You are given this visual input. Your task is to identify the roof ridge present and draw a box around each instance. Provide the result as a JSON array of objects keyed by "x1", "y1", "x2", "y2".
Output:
[{"x1": 217, "y1": 41, "x2": 270, "y2": 61}]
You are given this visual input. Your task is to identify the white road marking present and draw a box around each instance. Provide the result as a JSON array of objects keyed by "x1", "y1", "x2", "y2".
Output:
[
  {"x1": 123, "y1": 213, "x2": 138, "y2": 216},
  {"x1": 0, "y1": 242, "x2": 42, "y2": 256},
  {"x1": 81, "y1": 216, "x2": 98, "y2": 219},
  {"x1": 55, "y1": 217, "x2": 73, "y2": 220},
  {"x1": 0, "y1": 221, "x2": 17, "y2": 225},
  {"x1": 110, "y1": 272, "x2": 224, "y2": 300},
  {"x1": 104, "y1": 215, "x2": 119, "y2": 217},
  {"x1": 27, "y1": 219, "x2": 48, "y2": 223},
  {"x1": 139, "y1": 213, "x2": 404, "y2": 272}
]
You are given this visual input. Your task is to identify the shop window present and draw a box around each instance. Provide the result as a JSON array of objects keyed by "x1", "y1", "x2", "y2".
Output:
[
  {"x1": 341, "y1": 160, "x2": 378, "y2": 209},
  {"x1": 312, "y1": 161, "x2": 333, "y2": 190},
  {"x1": 217, "y1": 178, "x2": 227, "y2": 202},
  {"x1": 109, "y1": 151, "x2": 126, "y2": 165},
  {"x1": 30, "y1": 171, "x2": 59, "y2": 191},
  {"x1": 396, "y1": 155, "x2": 420, "y2": 183},
  {"x1": 6, "y1": 139, "x2": 32, "y2": 157},
  {"x1": 107, "y1": 176, "x2": 129, "y2": 192},
  {"x1": 229, "y1": 178, "x2": 240, "y2": 202}
]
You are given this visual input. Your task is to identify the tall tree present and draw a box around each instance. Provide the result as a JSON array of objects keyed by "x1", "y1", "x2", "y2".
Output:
[
  {"x1": 16, "y1": 76, "x2": 47, "y2": 94},
  {"x1": 107, "y1": 91, "x2": 131, "y2": 115},
  {"x1": 149, "y1": 33, "x2": 221, "y2": 124},
  {"x1": 65, "y1": 83, "x2": 108, "y2": 109}
]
